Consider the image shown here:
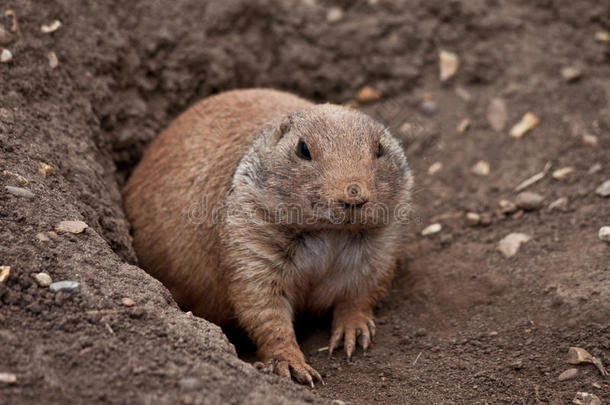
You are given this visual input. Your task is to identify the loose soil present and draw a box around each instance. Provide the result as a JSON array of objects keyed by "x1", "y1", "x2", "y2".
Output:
[{"x1": 1, "y1": 0, "x2": 609, "y2": 404}]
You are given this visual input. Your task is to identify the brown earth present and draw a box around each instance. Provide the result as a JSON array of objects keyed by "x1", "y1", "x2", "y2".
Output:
[{"x1": 1, "y1": 0, "x2": 609, "y2": 404}]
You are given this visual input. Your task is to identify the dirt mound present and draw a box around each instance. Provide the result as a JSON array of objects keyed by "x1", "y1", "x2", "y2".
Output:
[{"x1": 1, "y1": 0, "x2": 609, "y2": 404}]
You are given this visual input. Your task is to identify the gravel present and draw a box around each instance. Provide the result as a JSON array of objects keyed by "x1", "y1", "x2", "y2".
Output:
[
  {"x1": 515, "y1": 191, "x2": 544, "y2": 211},
  {"x1": 178, "y1": 377, "x2": 202, "y2": 391},
  {"x1": 497, "y1": 199, "x2": 517, "y2": 215},
  {"x1": 33, "y1": 272, "x2": 53, "y2": 287},
  {"x1": 122, "y1": 298, "x2": 136, "y2": 307},
  {"x1": 595, "y1": 180, "x2": 610, "y2": 197},
  {"x1": 55, "y1": 220, "x2": 88, "y2": 234},
  {"x1": 561, "y1": 66, "x2": 582, "y2": 82},
  {"x1": 509, "y1": 112, "x2": 539, "y2": 138},
  {"x1": 49, "y1": 280, "x2": 80, "y2": 293},
  {"x1": 486, "y1": 98, "x2": 508, "y2": 131},
  {"x1": 0, "y1": 266, "x2": 10, "y2": 283},
  {"x1": 420, "y1": 100, "x2": 438, "y2": 116},
  {"x1": 472, "y1": 160, "x2": 490, "y2": 176},
  {"x1": 439, "y1": 50, "x2": 459, "y2": 81},
  {"x1": 421, "y1": 223, "x2": 442, "y2": 236},
  {"x1": 0, "y1": 25, "x2": 13, "y2": 44},
  {"x1": 548, "y1": 197, "x2": 568, "y2": 212},
  {"x1": 5, "y1": 186, "x2": 34, "y2": 199},
  {"x1": 558, "y1": 368, "x2": 578, "y2": 381},
  {"x1": 552, "y1": 167, "x2": 574, "y2": 181},
  {"x1": 0, "y1": 48, "x2": 12, "y2": 63},
  {"x1": 0, "y1": 372, "x2": 17, "y2": 384},
  {"x1": 498, "y1": 233, "x2": 531, "y2": 258}
]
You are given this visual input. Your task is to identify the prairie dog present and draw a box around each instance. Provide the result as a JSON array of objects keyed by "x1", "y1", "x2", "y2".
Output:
[{"x1": 123, "y1": 89, "x2": 413, "y2": 386}]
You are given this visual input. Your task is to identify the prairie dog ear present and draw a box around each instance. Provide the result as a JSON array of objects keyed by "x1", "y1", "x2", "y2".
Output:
[{"x1": 270, "y1": 115, "x2": 293, "y2": 143}]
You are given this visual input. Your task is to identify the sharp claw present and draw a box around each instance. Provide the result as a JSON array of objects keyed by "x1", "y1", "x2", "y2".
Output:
[{"x1": 309, "y1": 380, "x2": 314, "y2": 388}]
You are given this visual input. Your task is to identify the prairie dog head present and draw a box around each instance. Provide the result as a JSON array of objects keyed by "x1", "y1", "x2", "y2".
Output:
[{"x1": 233, "y1": 104, "x2": 413, "y2": 229}]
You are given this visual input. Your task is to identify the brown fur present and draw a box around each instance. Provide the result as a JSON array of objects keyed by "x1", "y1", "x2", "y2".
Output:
[{"x1": 123, "y1": 89, "x2": 414, "y2": 385}]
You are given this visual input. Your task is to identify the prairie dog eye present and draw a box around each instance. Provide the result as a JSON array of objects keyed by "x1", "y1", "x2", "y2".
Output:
[
  {"x1": 296, "y1": 139, "x2": 312, "y2": 160},
  {"x1": 376, "y1": 143, "x2": 384, "y2": 158}
]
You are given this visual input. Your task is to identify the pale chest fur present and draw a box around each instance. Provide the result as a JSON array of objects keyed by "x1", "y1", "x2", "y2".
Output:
[{"x1": 285, "y1": 229, "x2": 393, "y2": 314}]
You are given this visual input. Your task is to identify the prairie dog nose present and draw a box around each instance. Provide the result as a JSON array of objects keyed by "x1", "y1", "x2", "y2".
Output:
[{"x1": 340, "y1": 182, "x2": 370, "y2": 207}]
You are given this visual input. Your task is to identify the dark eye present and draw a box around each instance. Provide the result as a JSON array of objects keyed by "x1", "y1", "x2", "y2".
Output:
[
  {"x1": 376, "y1": 143, "x2": 384, "y2": 158},
  {"x1": 296, "y1": 139, "x2": 312, "y2": 160}
]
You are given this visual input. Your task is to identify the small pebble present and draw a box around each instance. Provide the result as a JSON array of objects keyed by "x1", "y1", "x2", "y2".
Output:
[
  {"x1": 55, "y1": 220, "x2": 88, "y2": 234},
  {"x1": 0, "y1": 372, "x2": 17, "y2": 384},
  {"x1": 420, "y1": 99, "x2": 438, "y2": 116},
  {"x1": 49, "y1": 280, "x2": 80, "y2": 293},
  {"x1": 465, "y1": 212, "x2": 491, "y2": 227},
  {"x1": 40, "y1": 20, "x2": 62, "y2": 34},
  {"x1": 178, "y1": 377, "x2": 202, "y2": 391},
  {"x1": 595, "y1": 180, "x2": 610, "y2": 197},
  {"x1": 552, "y1": 167, "x2": 574, "y2": 181},
  {"x1": 33, "y1": 272, "x2": 52, "y2": 287},
  {"x1": 512, "y1": 210, "x2": 524, "y2": 220},
  {"x1": 355, "y1": 86, "x2": 381, "y2": 103},
  {"x1": 595, "y1": 31, "x2": 610, "y2": 42},
  {"x1": 549, "y1": 197, "x2": 568, "y2": 212},
  {"x1": 479, "y1": 213, "x2": 491, "y2": 226},
  {"x1": 498, "y1": 233, "x2": 531, "y2": 258},
  {"x1": 428, "y1": 162, "x2": 443, "y2": 175},
  {"x1": 326, "y1": 7, "x2": 344, "y2": 23},
  {"x1": 0, "y1": 25, "x2": 13, "y2": 44},
  {"x1": 455, "y1": 86, "x2": 471, "y2": 102},
  {"x1": 0, "y1": 108, "x2": 14, "y2": 123},
  {"x1": 573, "y1": 392, "x2": 601, "y2": 405},
  {"x1": 439, "y1": 50, "x2": 459, "y2": 82},
  {"x1": 47, "y1": 51, "x2": 58, "y2": 69},
  {"x1": 122, "y1": 297, "x2": 136, "y2": 307},
  {"x1": 421, "y1": 223, "x2": 442, "y2": 236},
  {"x1": 582, "y1": 133, "x2": 598, "y2": 147},
  {"x1": 5, "y1": 10, "x2": 17, "y2": 33},
  {"x1": 509, "y1": 112, "x2": 539, "y2": 138},
  {"x1": 592, "y1": 383, "x2": 601, "y2": 389},
  {"x1": 561, "y1": 66, "x2": 582, "y2": 82},
  {"x1": 588, "y1": 163, "x2": 602, "y2": 174},
  {"x1": 599, "y1": 226, "x2": 610, "y2": 243},
  {"x1": 472, "y1": 160, "x2": 490, "y2": 176},
  {"x1": 415, "y1": 328, "x2": 428, "y2": 337},
  {"x1": 0, "y1": 266, "x2": 10, "y2": 283},
  {"x1": 465, "y1": 212, "x2": 480, "y2": 226},
  {"x1": 0, "y1": 48, "x2": 12, "y2": 63},
  {"x1": 399, "y1": 122, "x2": 415, "y2": 136},
  {"x1": 497, "y1": 199, "x2": 517, "y2": 215},
  {"x1": 558, "y1": 368, "x2": 578, "y2": 381},
  {"x1": 486, "y1": 98, "x2": 508, "y2": 131},
  {"x1": 510, "y1": 359, "x2": 523, "y2": 370},
  {"x1": 5, "y1": 186, "x2": 34, "y2": 198},
  {"x1": 457, "y1": 118, "x2": 470, "y2": 133},
  {"x1": 566, "y1": 347, "x2": 596, "y2": 365},
  {"x1": 515, "y1": 191, "x2": 544, "y2": 211},
  {"x1": 39, "y1": 162, "x2": 54, "y2": 177},
  {"x1": 36, "y1": 232, "x2": 51, "y2": 242}
]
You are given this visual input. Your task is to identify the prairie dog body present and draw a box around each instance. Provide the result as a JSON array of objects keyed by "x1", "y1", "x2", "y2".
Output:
[{"x1": 123, "y1": 89, "x2": 413, "y2": 385}]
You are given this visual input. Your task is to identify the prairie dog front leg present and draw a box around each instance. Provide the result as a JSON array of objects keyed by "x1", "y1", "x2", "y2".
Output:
[{"x1": 229, "y1": 271, "x2": 323, "y2": 386}]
